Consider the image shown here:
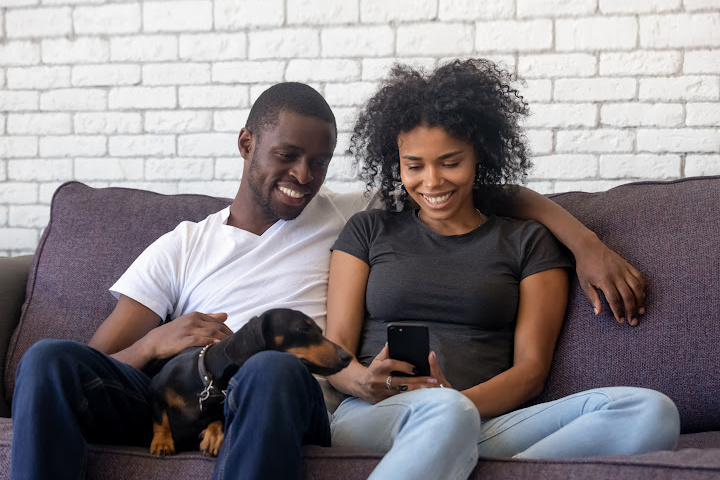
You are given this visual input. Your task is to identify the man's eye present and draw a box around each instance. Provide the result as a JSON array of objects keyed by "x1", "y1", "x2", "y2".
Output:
[{"x1": 277, "y1": 152, "x2": 295, "y2": 159}]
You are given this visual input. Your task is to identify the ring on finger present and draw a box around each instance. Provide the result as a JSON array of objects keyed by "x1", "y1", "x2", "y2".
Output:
[{"x1": 386, "y1": 375, "x2": 393, "y2": 390}]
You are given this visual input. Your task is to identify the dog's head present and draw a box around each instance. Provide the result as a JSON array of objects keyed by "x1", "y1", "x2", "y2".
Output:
[{"x1": 259, "y1": 308, "x2": 352, "y2": 376}]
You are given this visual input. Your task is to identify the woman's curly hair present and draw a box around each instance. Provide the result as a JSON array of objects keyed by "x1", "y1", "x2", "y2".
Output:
[{"x1": 349, "y1": 58, "x2": 531, "y2": 213}]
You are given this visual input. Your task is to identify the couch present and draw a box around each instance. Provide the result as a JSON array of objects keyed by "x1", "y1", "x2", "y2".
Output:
[{"x1": 0, "y1": 177, "x2": 718, "y2": 479}]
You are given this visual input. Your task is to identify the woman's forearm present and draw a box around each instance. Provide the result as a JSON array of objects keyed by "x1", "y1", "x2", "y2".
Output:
[{"x1": 461, "y1": 363, "x2": 546, "y2": 418}]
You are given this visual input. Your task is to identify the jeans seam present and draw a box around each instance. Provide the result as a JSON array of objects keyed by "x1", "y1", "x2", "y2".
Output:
[{"x1": 81, "y1": 377, "x2": 149, "y2": 406}]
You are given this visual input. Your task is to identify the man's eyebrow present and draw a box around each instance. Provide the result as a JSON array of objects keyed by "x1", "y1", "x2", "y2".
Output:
[
  {"x1": 275, "y1": 143, "x2": 303, "y2": 151},
  {"x1": 401, "y1": 150, "x2": 464, "y2": 161}
]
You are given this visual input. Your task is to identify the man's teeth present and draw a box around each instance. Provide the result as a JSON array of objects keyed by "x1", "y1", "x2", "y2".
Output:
[
  {"x1": 279, "y1": 186, "x2": 303, "y2": 198},
  {"x1": 423, "y1": 193, "x2": 451, "y2": 204}
]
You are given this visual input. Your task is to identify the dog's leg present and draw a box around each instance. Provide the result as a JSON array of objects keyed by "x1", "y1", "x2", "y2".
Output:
[
  {"x1": 150, "y1": 410, "x2": 176, "y2": 456},
  {"x1": 199, "y1": 420, "x2": 224, "y2": 457}
]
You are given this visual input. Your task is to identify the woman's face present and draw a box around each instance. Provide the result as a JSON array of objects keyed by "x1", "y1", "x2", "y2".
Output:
[{"x1": 397, "y1": 125, "x2": 478, "y2": 226}]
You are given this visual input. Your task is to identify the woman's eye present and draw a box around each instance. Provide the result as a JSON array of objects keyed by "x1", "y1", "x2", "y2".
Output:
[{"x1": 443, "y1": 163, "x2": 459, "y2": 168}]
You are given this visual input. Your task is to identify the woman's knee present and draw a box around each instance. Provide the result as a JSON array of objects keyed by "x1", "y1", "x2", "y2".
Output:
[
  {"x1": 411, "y1": 388, "x2": 480, "y2": 438},
  {"x1": 634, "y1": 389, "x2": 680, "y2": 449}
]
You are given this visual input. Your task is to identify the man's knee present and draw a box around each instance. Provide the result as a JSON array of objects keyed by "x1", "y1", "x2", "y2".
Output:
[
  {"x1": 228, "y1": 351, "x2": 319, "y2": 401},
  {"x1": 17, "y1": 339, "x2": 88, "y2": 378}
]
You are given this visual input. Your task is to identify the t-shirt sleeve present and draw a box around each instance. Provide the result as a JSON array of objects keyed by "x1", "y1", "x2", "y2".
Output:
[
  {"x1": 109, "y1": 226, "x2": 185, "y2": 320},
  {"x1": 518, "y1": 221, "x2": 574, "y2": 280},
  {"x1": 330, "y1": 211, "x2": 374, "y2": 265}
]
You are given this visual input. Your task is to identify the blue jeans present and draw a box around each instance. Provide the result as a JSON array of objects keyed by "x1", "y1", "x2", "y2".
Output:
[
  {"x1": 331, "y1": 386, "x2": 680, "y2": 480},
  {"x1": 11, "y1": 340, "x2": 329, "y2": 480}
]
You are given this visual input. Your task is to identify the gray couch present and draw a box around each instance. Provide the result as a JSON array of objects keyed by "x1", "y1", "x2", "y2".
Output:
[{"x1": 0, "y1": 177, "x2": 718, "y2": 479}]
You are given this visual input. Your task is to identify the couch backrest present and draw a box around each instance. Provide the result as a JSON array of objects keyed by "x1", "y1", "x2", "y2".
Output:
[{"x1": 5, "y1": 177, "x2": 720, "y2": 433}]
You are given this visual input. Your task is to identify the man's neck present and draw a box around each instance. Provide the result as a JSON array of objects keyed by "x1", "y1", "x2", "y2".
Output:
[{"x1": 227, "y1": 190, "x2": 279, "y2": 236}]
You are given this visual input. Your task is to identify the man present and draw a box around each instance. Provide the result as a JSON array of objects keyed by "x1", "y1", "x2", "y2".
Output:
[{"x1": 10, "y1": 82, "x2": 645, "y2": 480}]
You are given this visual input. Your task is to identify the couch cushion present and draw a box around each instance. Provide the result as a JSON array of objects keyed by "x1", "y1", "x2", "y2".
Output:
[
  {"x1": 4, "y1": 182, "x2": 231, "y2": 404},
  {"x1": 536, "y1": 176, "x2": 720, "y2": 433}
]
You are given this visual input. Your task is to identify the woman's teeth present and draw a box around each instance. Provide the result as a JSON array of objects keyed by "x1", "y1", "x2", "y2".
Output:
[
  {"x1": 422, "y1": 192, "x2": 451, "y2": 204},
  {"x1": 279, "y1": 186, "x2": 303, "y2": 198}
]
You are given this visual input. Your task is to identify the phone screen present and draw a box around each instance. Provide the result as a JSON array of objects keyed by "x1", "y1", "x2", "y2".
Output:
[{"x1": 387, "y1": 323, "x2": 430, "y2": 376}]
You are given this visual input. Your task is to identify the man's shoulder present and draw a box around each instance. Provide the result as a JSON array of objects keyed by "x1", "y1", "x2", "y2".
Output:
[{"x1": 316, "y1": 187, "x2": 380, "y2": 219}]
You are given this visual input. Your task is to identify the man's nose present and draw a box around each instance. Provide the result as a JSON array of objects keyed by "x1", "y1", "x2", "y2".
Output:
[{"x1": 290, "y1": 159, "x2": 313, "y2": 184}]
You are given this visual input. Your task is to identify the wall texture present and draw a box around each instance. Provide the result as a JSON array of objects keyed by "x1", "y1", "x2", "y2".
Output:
[{"x1": 1, "y1": 0, "x2": 719, "y2": 255}]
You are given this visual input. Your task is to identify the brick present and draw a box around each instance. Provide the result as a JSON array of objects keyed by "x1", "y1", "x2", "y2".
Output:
[
  {"x1": 554, "y1": 180, "x2": 627, "y2": 193},
  {"x1": 44, "y1": 0, "x2": 105, "y2": 4},
  {"x1": 475, "y1": 20, "x2": 552, "y2": 52},
  {"x1": 40, "y1": 135, "x2": 106, "y2": 157},
  {"x1": 321, "y1": 26, "x2": 394, "y2": 58},
  {"x1": 42, "y1": 37, "x2": 109, "y2": 64},
  {"x1": 145, "y1": 110, "x2": 212, "y2": 133},
  {"x1": 178, "y1": 133, "x2": 239, "y2": 157},
  {"x1": 439, "y1": 0, "x2": 513, "y2": 20},
  {"x1": 144, "y1": 1, "x2": 212, "y2": 32},
  {"x1": 639, "y1": 76, "x2": 719, "y2": 101},
  {"x1": 685, "y1": 155, "x2": 720, "y2": 175},
  {"x1": 286, "y1": 59, "x2": 360, "y2": 82},
  {"x1": 288, "y1": 0, "x2": 359, "y2": 24},
  {"x1": 39, "y1": 182, "x2": 67, "y2": 203},
  {"x1": 334, "y1": 132, "x2": 350, "y2": 156},
  {"x1": 686, "y1": 103, "x2": 720, "y2": 126},
  {"x1": 325, "y1": 155, "x2": 355, "y2": 181},
  {"x1": 361, "y1": 58, "x2": 437, "y2": 81},
  {"x1": 0, "y1": 91, "x2": 39, "y2": 111},
  {"x1": 525, "y1": 181, "x2": 554, "y2": 194},
  {"x1": 7, "y1": 66, "x2": 70, "y2": 89},
  {"x1": 399, "y1": 23, "x2": 475, "y2": 55},
  {"x1": 106, "y1": 182, "x2": 178, "y2": 195},
  {"x1": 72, "y1": 64, "x2": 141, "y2": 87},
  {"x1": 556, "y1": 129, "x2": 634, "y2": 153},
  {"x1": 73, "y1": 3, "x2": 141, "y2": 34},
  {"x1": 601, "y1": 103, "x2": 684, "y2": 127},
  {"x1": 522, "y1": 80, "x2": 552, "y2": 103},
  {"x1": 1, "y1": 0, "x2": 39, "y2": 6},
  {"x1": 0, "y1": 137, "x2": 38, "y2": 158},
  {"x1": 554, "y1": 78, "x2": 636, "y2": 101},
  {"x1": 41, "y1": 89, "x2": 107, "y2": 111},
  {"x1": 599, "y1": 154, "x2": 681, "y2": 178},
  {"x1": 524, "y1": 103, "x2": 597, "y2": 128},
  {"x1": 637, "y1": 128, "x2": 720, "y2": 153},
  {"x1": 212, "y1": 61, "x2": 285, "y2": 84},
  {"x1": 108, "y1": 87, "x2": 176, "y2": 109},
  {"x1": 333, "y1": 107, "x2": 360, "y2": 132},
  {"x1": 145, "y1": 158, "x2": 213, "y2": 180},
  {"x1": 75, "y1": 112, "x2": 142, "y2": 134},
  {"x1": 215, "y1": 158, "x2": 242, "y2": 180},
  {"x1": 525, "y1": 129, "x2": 553, "y2": 155},
  {"x1": 179, "y1": 86, "x2": 249, "y2": 108},
  {"x1": 556, "y1": 17, "x2": 638, "y2": 51},
  {"x1": 684, "y1": 49, "x2": 720, "y2": 74},
  {"x1": 179, "y1": 33, "x2": 247, "y2": 61},
  {"x1": 108, "y1": 135, "x2": 175, "y2": 157},
  {"x1": 599, "y1": 0, "x2": 680, "y2": 13},
  {"x1": 74, "y1": 158, "x2": 144, "y2": 181},
  {"x1": 6, "y1": 8, "x2": 71, "y2": 38},
  {"x1": 0, "y1": 41, "x2": 40, "y2": 66},
  {"x1": 215, "y1": 0, "x2": 284, "y2": 29},
  {"x1": 213, "y1": 109, "x2": 250, "y2": 132},
  {"x1": 7, "y1": 113, "x2": 71, "y2": 135},
  {"x1": 530, "y1": 155, "x2": 598, "y2": 179},
  {"x1": 324, "y1": 82, "x2": 379, "y2": 107},
  {"x1": 518, "y1": 0, "x2": 596, "y2": 17},
  {"x1": 640, "y1": 13, "x2": 720, "y2": 48},
  {"x1": 361, "y1": 0, "x2": 436, "y2": 22},
  {"x1": 142, "y1": 63, "x2": 210, "y2": 85},
  {"x1": 600, "y1": 51, "x2": 682, "y2": 76},
  {"x1": 248, "y1": 29, "x2": 320, "y2": 59},
  {"x1": 0, "y1": 183, "x2": 38, "y2": 204},
  {"x1": 8, "y1": 159, "x2": 73, "y2": 181},
  {"x1": 684, "y1": 0, "x2": 720, "y2": 10},
  {"x1": 518, "y1": 54, "x2": 596, "y2": 78},
  {"x1": 0, "y1": 228, "x2": 38, "y2": 250},
  {"x1": 9, "y1": 206, "x2": 51, "y2": 228},
  {"x1": 0, "y1": 206, "x2": 6, "y2": 226},
  {"x1": 110, "y1": 35, "x2": 178, "y2": 62}
]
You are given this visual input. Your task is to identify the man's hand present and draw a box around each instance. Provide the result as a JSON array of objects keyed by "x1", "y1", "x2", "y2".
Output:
[
  {"x1": 575, "y1": 237, "x2": 646, "y2": 326},
  {"x1": 141, "y1": 311, "x2": 233, "y2": 360}
]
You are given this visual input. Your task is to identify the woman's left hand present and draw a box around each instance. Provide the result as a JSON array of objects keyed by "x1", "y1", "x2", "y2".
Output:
[{"x1": 428, "y1": 351, "x2": 453, "y2": 389}]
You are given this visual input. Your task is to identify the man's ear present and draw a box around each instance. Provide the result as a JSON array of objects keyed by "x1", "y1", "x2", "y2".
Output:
[{"x1": 238, "y1": 128, "x2": 253, "y2": 160}]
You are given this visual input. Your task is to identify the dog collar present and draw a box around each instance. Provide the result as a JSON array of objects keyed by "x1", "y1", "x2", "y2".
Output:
[{"x1": 197, "y1": 343, "x2": 226, "y2": 412}]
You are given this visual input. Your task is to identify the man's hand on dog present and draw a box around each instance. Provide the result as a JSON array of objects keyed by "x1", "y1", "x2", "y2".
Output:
[{"x1": 144, "y1": 312, "x2": 233, "y2": 360}]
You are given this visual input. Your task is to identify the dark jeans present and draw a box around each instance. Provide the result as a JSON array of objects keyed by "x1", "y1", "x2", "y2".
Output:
[{"x1": 10, "y1": 339, "x2": 329, "y2": 480}]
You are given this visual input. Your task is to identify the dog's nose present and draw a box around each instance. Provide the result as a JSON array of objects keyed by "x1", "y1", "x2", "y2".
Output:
[{"x1": 338, "y1": 347, "x2": 352, "y2": 363}]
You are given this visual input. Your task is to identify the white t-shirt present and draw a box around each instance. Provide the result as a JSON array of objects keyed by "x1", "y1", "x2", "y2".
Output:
[{"x1": 110, "y1": 188, "x2": 375, "y2": 332}]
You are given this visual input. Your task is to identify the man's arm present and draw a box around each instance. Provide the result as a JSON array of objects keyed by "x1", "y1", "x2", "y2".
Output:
[
  {"x1": 89, "y1": 295, "x2": 232, "y2": 369},
  {"x1": 498, "y1": 186, "x2": 646, "y2": 326}
]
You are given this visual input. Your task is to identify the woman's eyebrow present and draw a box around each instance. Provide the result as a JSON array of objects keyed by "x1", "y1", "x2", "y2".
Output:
[{"x1": 400, "y1": 150, "x2": 464, "y2": 161}]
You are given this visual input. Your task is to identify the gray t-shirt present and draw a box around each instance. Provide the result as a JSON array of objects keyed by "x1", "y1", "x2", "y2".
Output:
[{"x1": 331, "y1": 209, "x2": 573, "y2": 391}]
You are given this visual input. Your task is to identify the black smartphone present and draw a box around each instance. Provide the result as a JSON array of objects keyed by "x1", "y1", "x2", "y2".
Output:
[{"x1": 387, "y1": 323, "x2": 430, "y2": 377}]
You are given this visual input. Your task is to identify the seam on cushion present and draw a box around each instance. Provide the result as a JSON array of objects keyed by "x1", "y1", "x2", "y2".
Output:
[
  {"x1": 474, "y1": 454, "x2": 720, "y2": 472},
  {"x1": 548, "y1": 175, "x2": 720, "y2": 200}
]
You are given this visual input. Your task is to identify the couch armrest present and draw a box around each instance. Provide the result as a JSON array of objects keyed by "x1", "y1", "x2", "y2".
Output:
[{"x1": 0, "y1": 255, "x2": 33, "y2": 417}]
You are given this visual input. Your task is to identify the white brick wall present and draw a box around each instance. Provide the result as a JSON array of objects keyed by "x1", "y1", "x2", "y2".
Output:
[{"x1": 0, "y1": 0, "x2": 719, "y2": 255}]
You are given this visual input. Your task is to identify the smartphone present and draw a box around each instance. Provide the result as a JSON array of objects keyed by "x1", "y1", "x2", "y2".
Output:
[{"x1": 387, "y1": 323, "x2": 430, "y2": 377}]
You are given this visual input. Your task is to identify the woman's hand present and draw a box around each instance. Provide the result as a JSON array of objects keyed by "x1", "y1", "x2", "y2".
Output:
[{"x1": 428, "y1": 351, "x2": 452, "y2": 389}]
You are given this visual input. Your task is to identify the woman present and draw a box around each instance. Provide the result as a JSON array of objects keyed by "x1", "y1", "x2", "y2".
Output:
[{"x1": 325, "y1": 59, "x2": 679, "y2": 480}]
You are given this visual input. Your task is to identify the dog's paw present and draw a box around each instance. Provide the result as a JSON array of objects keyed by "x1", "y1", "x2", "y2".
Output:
[
  {"x1": 199, "y1": 421, "x2": 224, "y2": 457},
  {"x1": 150, "y1": 435, "x2": 176, "y2": 456}
]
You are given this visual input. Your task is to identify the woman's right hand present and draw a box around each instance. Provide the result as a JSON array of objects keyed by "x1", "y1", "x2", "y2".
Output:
[{"x1": 357, "y1": 344, "x2": 439, "y2": 404}]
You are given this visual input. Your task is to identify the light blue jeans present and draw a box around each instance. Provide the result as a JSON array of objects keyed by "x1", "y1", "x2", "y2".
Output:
[{"x1": 330, "y1": 386, "x2": 680, "y2": 480}]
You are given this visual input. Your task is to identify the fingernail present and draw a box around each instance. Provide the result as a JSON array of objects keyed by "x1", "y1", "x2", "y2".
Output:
[
  {"x1": 593, "y1": 308, "x2": 598, "y2": 316},
  {"x1": 398, "y1": 385, "x2": 408, "y2": 391},
  {"x1": 619, "y1": 317, "x2": 625, "y2": 324},
  {"x1": 639, "y1": 307, "x2": 646, "y2": 315},
  {"x1": 427, "y1": 378, "x2": 438, "y2": 384},
  {"x1": 412, "y1": 367, "x2": 418, "y2": 375}
]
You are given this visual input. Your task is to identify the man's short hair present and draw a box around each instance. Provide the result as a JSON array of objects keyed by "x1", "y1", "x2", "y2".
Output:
[{"x1": 245, "y1": 82, "x2": 337, "y2": 141}]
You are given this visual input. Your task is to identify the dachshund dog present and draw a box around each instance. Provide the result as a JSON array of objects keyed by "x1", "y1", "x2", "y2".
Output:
[{"x1": 149, "y1": 308, "x2": 351, "y2": 456}]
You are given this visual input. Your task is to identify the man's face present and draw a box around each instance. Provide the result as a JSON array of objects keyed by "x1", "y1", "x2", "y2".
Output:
[{"x1": 245, "y1": 111, "x2": 336, "y2": 222}]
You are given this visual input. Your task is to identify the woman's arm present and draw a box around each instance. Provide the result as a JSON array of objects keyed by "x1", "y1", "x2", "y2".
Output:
[
  {"x1": 460, "y1": 268, "x2": 569, "y2": 417},
  {"x1": 497, "y1": 186, "x2": 646, "y2": 326}
]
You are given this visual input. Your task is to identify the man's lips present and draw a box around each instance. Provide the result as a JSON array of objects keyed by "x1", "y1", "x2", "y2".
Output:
[{"x1": 278, "y1": 185, "x2": 306, "y2": 199}]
